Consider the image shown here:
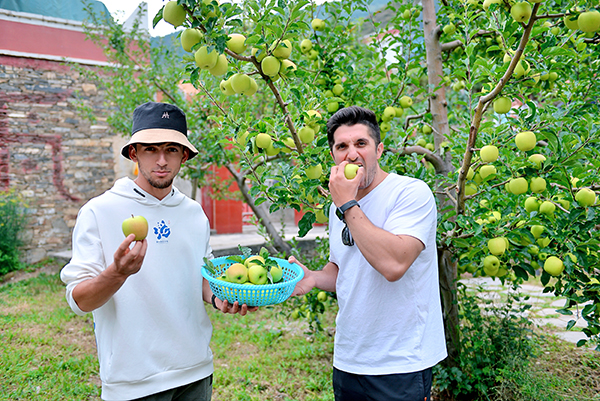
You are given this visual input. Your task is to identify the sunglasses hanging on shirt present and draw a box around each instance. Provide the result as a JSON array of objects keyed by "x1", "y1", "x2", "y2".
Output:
[{"x1": 335, "y1": 200, "x2": 360, "y2": 246}]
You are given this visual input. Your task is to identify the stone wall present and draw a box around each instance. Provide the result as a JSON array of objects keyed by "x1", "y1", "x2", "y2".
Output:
[{"x1": 0, "y1": 55, "x2": 131, "y2": 264}]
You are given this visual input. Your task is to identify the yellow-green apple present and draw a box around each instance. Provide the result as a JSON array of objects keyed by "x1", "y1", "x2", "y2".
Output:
[
  {"x1": 537, "y1": 237, "x2": 551, "y2": 248},
  {"x1": 255, "y1": 133, "x2": 272, "y2": 149},
  {"x1": 554, "y1": 194, "x2": 571, "y2": 210},
  {"x1": 465, "y1": 166, "x2": 475, "y2": 180},
  {"x1": 282, "y1": 137, "x2": 295, "y2": 152},
  {"x1": 202, "y1": 0, "x2": 220, "y2": 17},
  {"x1": 208, "y1": 54, "x2": 228, "y2": 77},
  {"x1": 300, "y1": 39, "x2": 313, "y2": 53},
  {"x1": 251, "y1": 47, "x2": 267, "y2": 62},
  {"x1": 380, "y1": 122, "x2": 391, "y2": 134},
  {"x1": 416, "y1": 138, "x2": 427, "y2": 147},
  {"x1": 480, "y1": 145, "x2": 499, "y2": 163},
  {"x1": 332, "y1": 84, "x2": 344, "y2": 96},
  {"x1": 270, "y1": 264, "x2": 283, "y2": 283},
  {"x1": 163, "y1": 1, "x2": 186, "y2": 27},
  {"x1": 524, "y1": 196, "x2": 539, "y2": 213},
  {"x1": 248, "y1": 263, "x2": 268, "y2": 284},
  {"x1": 530, "y1": 225, "x2": 544, "y2": 239},
  {"x1": 244, "y1": 255, "x2": 265, "y2": 268},
  {"x1": 244, "y1": 78, "x2": 258, "y2": 96},
  {"x1": 344, "y1": 164, "x2": 361, "y2": 179},
  {"x1": 530, "y1": 177, "x2": 547, "y2": 193},
  {"x1": 483, "y1": 255, "x2": 500, "y2": 276},
  {"x1": 226, "y1": 263, "x2": 248, "y2": 283},
  {"x1": 515, "y1": 131, "x2": 536, "y2": 151},
  {"x1": 265, "y1": 144, "x2": 280, "y2": 156},
  {"x1": 311, "y1": 18, "x2": 325, "y2": 30},
  {"x1": 298, "y1": 126, "x2": 315, "y2": 144},
  {"x1": 237, "y1": 131, "x2": 249, "y2": 145},
  {"x1": 307, "y1": 49, "x2": 318, "y2": 60},
  {"x1": 539, "y1": 201, "x2": 555, "y2": 215},
  {"x1": 305, "y1": 164, "x2": 323, "y2": 180},
  {"x1": 227, "y1": 33, "x2": 247, "y2": 54},
  {"x1": 443, "y1": 23, "x2": 456, "y2": 35},
  {"x1": 544, "y1": 256, "x2": 564, "y2": 276},
  {"x1": 399, "y1": 95, "x2": 413, "y2": 108},
  {"x1": 195, "y1": 46, "x2": 218, "y2": 69},
  {"x1": 511, "y1": 2, "x2": 532, "y2": 22},
  {"x1": 219, "y1": 78, "x2": 235, "y2": 96},
  {"x1": 181, "y1": 28, "x2": 202, "y2": 52},
  {"x1": 230, "y1": 73, "x2": 251, "y2": 94},
  {"x1": 578, "y1": 10, "x2": 600, "y2": 32},
  {"x1": 261, "y1": 56, "x2": 281, "y2": 77},
  {"x1": 317, "y1": 291, "x2": 327, "y2": 302},
  {"x1": 382, "y1": 106, "x2": 396, "y2": 121},
  {"x1": 422, "y1": 125, "x2": 432, "y2": 134},
  {"x1": 483, "y1": 0, "x2": 502, "y2": 11},
  {"x1": 528, "y1": 154, "x2": 546, "y2": 168},
  {"x1": 488, "y1": 237, "x2": 506, "y2": 256},
  {"x1": 465, "y1": 183, "x2": 478, "y2": 196},
  {"x1": 327, "y1": 102, "x2": 339, "y2": 113},
  {"x1": 564, "y1": 14, "x2": 579, "y2": 30},
  {"x1": 479, "y1": 165, "x2": 496, "y2": 180},
  {"x1": 575, "y1": 188, "x2": 596, "y2": 206},
  {"x1": 271, "y1": 39, "x2": 292, "y2": 59},
  {"x1": 493, "y1": 97, "x2": 512, "y2": 114},
  {"x1": 425, "y1": 143, "x2": 434, "y2": 151},
  {"x1": 122, "y1": 215, "x2": 148, "y2": 241},
  {"x1": 315, "y1": 205, "x2": 328, "y2": 223},
  {"x1": 529, "y1": 245, "x2": 539, "y2": 255},
  {"x1": 279, "y1": 59, "x2": 297, "y2": 76},
  {"x1": 394, "y1": 107, "x2": 404, "y2": 117}
]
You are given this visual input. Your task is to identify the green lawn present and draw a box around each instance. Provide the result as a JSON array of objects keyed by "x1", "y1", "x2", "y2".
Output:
[{"x1": 1, "y1": 263, "x2": 599, "y2": 400}]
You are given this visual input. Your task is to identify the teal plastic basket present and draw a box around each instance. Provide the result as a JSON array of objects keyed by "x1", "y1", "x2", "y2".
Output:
[{"x1": 201, "y1": 256, "x2": 304, "y2": 307}]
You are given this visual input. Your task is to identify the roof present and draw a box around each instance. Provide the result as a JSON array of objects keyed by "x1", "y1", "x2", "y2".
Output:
[{"x1": 0, "y1": 0, "x2": 111, "y2": 22}]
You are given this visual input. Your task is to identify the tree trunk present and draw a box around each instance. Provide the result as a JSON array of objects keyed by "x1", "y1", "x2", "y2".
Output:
[
  {"x1": 226, "y1": 164, "x2": 292, "y2": 255},
  {"x1": 422, "y1": 0, "x2": 460, "y2": 367}
]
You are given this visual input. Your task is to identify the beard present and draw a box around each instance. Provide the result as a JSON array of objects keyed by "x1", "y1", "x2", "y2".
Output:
[{"x1": 140, "y1": 170, "x2": 174, "y2": 189}]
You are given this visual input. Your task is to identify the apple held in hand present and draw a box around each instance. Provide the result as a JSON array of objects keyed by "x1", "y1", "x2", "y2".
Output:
[
  {"x1": 122, "y1": 215, "x2": 148, "y2": 241},
  {"x1": 344, "y1": 164, "x2": 361, "y2": 179}
]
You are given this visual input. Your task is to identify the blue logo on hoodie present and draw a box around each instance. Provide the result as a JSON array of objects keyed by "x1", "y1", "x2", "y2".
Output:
[{"x1": 154, "y1": 220, "x2": 171, "y2": 240}]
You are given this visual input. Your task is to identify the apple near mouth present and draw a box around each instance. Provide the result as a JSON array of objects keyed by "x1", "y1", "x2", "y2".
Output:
[{"x1": 344, "y1": 164, "x2": 362, "y2": 180}]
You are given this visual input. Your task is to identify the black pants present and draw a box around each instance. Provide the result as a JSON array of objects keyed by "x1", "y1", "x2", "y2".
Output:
[
  {"x1": 333, "y1": 367, "x2": 432, "y2": 401},
  {"x1": 132, "y1": 375, "x2": 213, "y2": 401}
]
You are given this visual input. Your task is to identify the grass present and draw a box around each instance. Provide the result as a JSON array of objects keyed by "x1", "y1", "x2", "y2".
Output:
[{"x1": 1, "y1": 262, "x2": 599, "y2": 400}]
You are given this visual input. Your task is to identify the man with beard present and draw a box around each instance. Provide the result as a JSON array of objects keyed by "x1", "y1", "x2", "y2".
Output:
[
  {"x1": 61, "y1": 102, "x2": 255, "y2": 401},
  {"x1": 290, "y1": 106, "x2": 446, "y2": 401}
]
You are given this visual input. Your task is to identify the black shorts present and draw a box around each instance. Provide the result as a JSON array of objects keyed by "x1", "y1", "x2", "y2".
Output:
[{"x1": 333, "y1": 367, "x2": 432, "y2": 401}]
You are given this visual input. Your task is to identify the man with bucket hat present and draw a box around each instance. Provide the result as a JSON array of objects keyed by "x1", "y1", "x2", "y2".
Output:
[{"x1": 61, "y1": 102, "x2": 255, "y2": 401}]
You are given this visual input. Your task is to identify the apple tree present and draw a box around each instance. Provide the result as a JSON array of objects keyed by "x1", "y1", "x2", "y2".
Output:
[{"x1": 79, "y1": 0, "x2": 600, "y2": 392}]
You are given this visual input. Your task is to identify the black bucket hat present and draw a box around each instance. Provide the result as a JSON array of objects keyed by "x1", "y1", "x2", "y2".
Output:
[{"x1": 121, "y1": 102, "x2": 199, "y2": 159}]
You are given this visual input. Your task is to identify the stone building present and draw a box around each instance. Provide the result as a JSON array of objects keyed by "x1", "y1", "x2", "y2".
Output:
[{"x1": 0, "y1": 3, "x2": 131, "y2": 263}]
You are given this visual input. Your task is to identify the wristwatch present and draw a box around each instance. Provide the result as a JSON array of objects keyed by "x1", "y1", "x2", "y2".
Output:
[
  {"x1": 211, "y1": 294, "x2": 219, "y2": 310},
  {"x1": 336, "y1": 200, "x2": 360, "y2": 220}
]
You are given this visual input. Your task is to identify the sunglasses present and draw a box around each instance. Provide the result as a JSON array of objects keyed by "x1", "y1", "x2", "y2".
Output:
[{"x1": 335, "y1": 208, "x2": 355, "y2": 246}]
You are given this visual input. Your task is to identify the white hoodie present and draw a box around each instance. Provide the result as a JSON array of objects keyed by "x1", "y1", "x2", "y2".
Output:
[{"x1": 61, "y1": 177, "x2": 214, "y2": 400}]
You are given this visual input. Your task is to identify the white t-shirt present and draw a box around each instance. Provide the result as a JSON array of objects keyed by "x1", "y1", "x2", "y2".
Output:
[{"x1": 330, "y1": 173, "x2": 447, "y2": 375}]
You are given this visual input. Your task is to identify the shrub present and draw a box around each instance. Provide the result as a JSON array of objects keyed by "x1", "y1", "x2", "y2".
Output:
[
  {"x1": 0, "y1": 190, "x2": 28, "y2": 275},
  {"x1": 434, "y1": 282, "x2": 537, "y2": 400}
]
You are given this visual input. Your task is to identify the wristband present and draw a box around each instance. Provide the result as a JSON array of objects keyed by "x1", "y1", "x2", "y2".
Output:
[
  {"x1": 211, "y1": 294, "x2": 219, "y2": 310},
  {"x1": 337, "y1": 200, "x2": 360, "y2": 219}
]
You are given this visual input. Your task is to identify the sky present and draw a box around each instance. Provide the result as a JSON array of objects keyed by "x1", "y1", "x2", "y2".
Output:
[
  {"x1": 98, "y1": 0, "x2": 184, "y2": 37},
  {"x1": 98, "y1": 0, "x2": 331, "y2": 37}
]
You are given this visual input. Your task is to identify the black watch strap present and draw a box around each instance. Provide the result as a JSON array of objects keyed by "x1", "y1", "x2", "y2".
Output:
[
  {"x1": 337, "y1": 200, "x2": 360, "y2": 218},
  {"x1": 211, "y1": 294, "x2": 219, "y2": 310}
]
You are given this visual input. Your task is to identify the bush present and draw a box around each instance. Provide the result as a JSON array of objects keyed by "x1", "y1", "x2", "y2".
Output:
[
  {"x1": 434, "y1": 282, "x2": 537, "y2": 400},
  {"x1": 0, "y1": 190, "x2": 28, "y2": 275}
]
